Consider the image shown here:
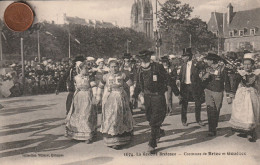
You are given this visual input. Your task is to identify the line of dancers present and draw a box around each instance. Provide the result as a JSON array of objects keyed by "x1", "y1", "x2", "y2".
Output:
[{"x1": 56, "y1": 48, "x2": 260, "y2": 153}]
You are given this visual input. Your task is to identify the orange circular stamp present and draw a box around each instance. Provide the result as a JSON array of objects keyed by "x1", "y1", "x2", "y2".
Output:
[{"x1": 4, "y1": 2, "x2": 34, "y2": 32}]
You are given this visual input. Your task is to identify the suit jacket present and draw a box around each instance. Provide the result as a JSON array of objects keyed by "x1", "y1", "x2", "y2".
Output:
[
  {"x1": 56, "y1": 66, "x2": 76, "y2": 92},
  {"x1": 179, "y1": 60, "x2": 204, "y2": 102},
  {"x1": 133, "y1": 62, "x2": 179, "y2": 98}
]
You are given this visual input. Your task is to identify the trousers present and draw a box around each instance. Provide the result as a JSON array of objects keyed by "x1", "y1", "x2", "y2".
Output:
[
  {"x1": 144, "y1": 94, "x2": 166, "y2": 148},
  {"x1": 181, "y1": 84, "x2": 202, "y2": 123},
  {"x1": 205, "y1": 89, "x2": 223, "y2": 132}
]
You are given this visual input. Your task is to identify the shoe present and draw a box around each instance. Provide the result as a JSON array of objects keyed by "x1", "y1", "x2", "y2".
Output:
[
  {"x1": 248, "y1": 131, "x2": 257, "y2": 142},
  {"x1": 147, "y1": 146, "x2": 155, "y2": 154},
  {"x1": 85, "y1": 139, "x2": 93, "y2": 144},
  {"x1": 208, "y1": 131, "x2": 216, "y2": 137},
  {"x1": 182, "y1": 122, "x2": 188, "y2": 126},
  {"x1": 112, "y1": 145, "x2": 120, "y2": 150},
  {"x1": 197, "y1": 121, "x2": 205, "y2": 126},
  {"x1": 237, "y1": 133, "x2": 247, "y2": 138},
  {"x1": 160, "y1": 129, "x2": 166, "y2": 137},
  {"x1": 156, "y1": 129, "x2": 165, "y2": 143},
  {"x1": 167, "y1": 110, "x2": 173, "y2": 116}
]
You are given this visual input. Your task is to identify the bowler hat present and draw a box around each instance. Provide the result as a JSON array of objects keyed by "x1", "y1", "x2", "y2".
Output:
[{"x1": 182, "y1": 48, "x2": 193, "y2": 57}]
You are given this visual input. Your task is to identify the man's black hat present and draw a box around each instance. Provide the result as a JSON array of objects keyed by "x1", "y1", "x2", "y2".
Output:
[
  {"x1": 204, "y1": 52, "x2": 222, "y2": 61},
  {"x1": 138, "y1": 50, "x2": 155, "y2": 58},
  {"x1": 160, "y1": 56, "x2": 169, "y2": 62},
  {"x1": 228, "y1": 52, "x2": 237, "y2": 61},
  {"x1": 123, "y1": 53, "x2": 132, "y2": 59},
  {"x1": 73, "y1": 56, "x2": 85, "y2": 63},
  {"x1": 182, "y1": 48, "x2": 193, "y2": 57},
  {"x1": 243, "y1": 50, "x2": 251, "y2": 54}
]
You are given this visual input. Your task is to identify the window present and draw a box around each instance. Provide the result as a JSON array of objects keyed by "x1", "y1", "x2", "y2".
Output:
[
  {"x1": 244, "y1": 28, "x2": 248, "y2": 33},
  {"x1": 250, "y1": 29, "x2": 256, "y2": 35},
  {"x1": 234, "y1": 29, "x2": 238, "y2": 35},
  {"x1": 239, "y1": 30, "x2": 244, "y2": 36},
  {"x1": 229, "y1": 31, "x2": 234, "y2": 37}
]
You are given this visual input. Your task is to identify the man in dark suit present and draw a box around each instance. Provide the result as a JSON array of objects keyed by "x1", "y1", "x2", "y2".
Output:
[
  {"x1": 179, "y1": 48, "x2": 205, "y2": 127},
  {"x1": 132, "y1": 50, "x2": 180, "y2": 153}
]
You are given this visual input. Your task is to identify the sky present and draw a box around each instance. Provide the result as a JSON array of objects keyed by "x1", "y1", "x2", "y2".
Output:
[{"x1": 0, "y1": 0, "x2": 260, "y2": 27}]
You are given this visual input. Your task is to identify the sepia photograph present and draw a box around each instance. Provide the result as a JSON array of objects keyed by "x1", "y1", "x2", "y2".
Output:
[{"x1": 0, "y1": 0, "x2": 259, "y2": 164}]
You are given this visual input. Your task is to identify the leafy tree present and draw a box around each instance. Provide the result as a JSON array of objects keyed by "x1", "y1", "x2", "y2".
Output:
[
  {"x1": 158, "y1": 0, "x2": 217, "y2": 54},
  {"x1": 1, "y1": 22, "x2": 153, "y2": 62},
  {"x1": 158, "y1": 0, "x2": 193, "y2": 29}
]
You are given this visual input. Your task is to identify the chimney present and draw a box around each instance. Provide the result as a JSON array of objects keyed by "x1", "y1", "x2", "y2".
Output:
[{"x1": 227, "y1": 3, "x2": 233, "y2": 25}]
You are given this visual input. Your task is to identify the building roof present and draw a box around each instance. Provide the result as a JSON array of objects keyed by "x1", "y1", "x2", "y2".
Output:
[
  {"x1": 214, "y1": 12, "x2": 224, "y2": 36},
  {"x1": 207, "y1": 6, "x2": 260, "y2": 38},
  {"x1": 228, "y1": 8, "x2": 260, "y2": 30}
]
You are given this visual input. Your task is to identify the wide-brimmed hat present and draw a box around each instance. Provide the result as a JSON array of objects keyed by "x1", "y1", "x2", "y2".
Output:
[
  {"x1": 138, "y1": 50, "x2": 155, "y2": 58},
  {"x1": 204, "y1": 52, "x2": 222, "y2": 61},
  {"x1": 182, "y1": 48, "x2": 193, "y2": 57}
]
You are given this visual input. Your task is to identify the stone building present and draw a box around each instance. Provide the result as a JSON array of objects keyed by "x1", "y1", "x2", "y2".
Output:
[
  {"x1": 131, "y1": 0, "x2": 153, "y2": 38},
  {"x1": 51, "y1": 13, "x2": 116, "y2": 28},
  {"x1": 208, "y1": 3, "x2": 260, "y2": 52}
]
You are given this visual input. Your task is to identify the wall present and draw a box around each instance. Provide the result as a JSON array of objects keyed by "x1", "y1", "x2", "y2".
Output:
[{"x1": 224, "y1": 35, "x2": 260, "y2": 52}]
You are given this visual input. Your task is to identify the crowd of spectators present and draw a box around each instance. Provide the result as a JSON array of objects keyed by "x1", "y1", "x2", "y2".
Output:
[
  {"x1": 0, "y1": 51, "x2": 259, "y2": 98},
  {"x1": 0, "y1": 57, "x2": 72, "y2": 97}
]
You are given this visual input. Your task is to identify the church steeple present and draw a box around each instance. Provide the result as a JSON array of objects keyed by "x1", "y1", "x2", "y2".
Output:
[{"x1": 131, "y1": 0, "x2": 153, "y2": 38}]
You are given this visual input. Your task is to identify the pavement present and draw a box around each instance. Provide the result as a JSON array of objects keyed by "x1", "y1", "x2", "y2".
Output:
[{"x1": 0, "y1": 92, "x2": 259, "y2": 165}]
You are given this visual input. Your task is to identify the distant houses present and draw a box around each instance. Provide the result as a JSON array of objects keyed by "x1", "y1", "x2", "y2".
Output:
[
  {"x1": 49, "y1": 13, "x2": 117, "y2": 28},
  {"x1": 207, "y1": 3, "x2": 260, "y2": 52}
]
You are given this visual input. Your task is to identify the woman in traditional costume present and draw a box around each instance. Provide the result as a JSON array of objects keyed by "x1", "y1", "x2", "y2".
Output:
[
  {"x1": 96, "y1": 58, "x2": 134, "y2": 149},
  {"x1": 92, "y1": 58, "x2": 108, "y2": 113},
  {"x1": 66, "y1": 61, "x2": 97, "y2": 143},
  {"x1": 229, "y1": 53, "x2": 260, "y2": 142}
]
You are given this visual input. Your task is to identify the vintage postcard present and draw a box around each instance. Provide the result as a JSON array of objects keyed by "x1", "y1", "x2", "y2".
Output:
[{"x1": 0, "y1": 0, "x2": 259, "y2": 165}]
